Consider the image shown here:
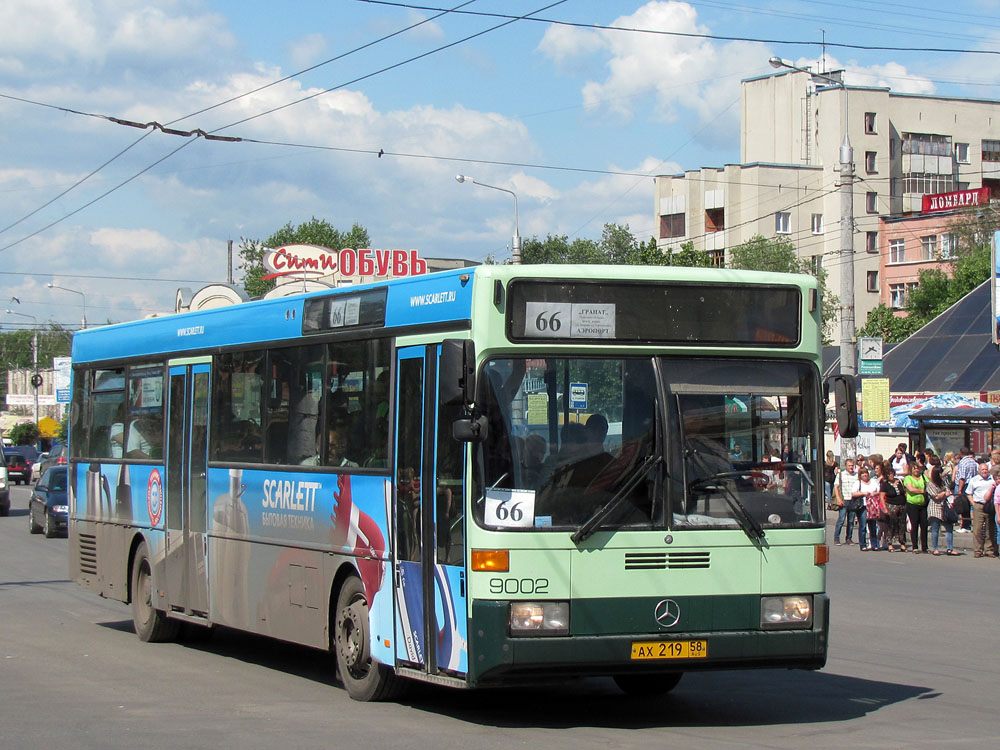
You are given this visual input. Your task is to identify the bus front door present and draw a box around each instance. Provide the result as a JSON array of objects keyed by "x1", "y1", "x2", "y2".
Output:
[
  {"x1": 393, "y1": 345, "x2": 469, "y2": 678},
  {"x1": 164, "y1": 361, "x2": 211, "y2": 618}
]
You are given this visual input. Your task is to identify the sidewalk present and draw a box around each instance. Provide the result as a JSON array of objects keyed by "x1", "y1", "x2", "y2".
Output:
[{"x1": 824, "y1": 510, "x2": 989, "y2": 554}]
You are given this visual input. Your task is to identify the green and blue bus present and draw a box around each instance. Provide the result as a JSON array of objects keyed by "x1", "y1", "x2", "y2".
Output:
[{"x1": 69, "y1": 264, "x2": 854, "y2": 700}]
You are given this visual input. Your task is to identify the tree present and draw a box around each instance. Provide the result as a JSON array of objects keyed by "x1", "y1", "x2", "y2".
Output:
[
  {"x1": 727, "y1": 235, "x2": 839, "y2": 343},
  {"x1": 521, "y1": 234, "x2": 606, "y2": 264},
  {"x1": 238, "y1": 218, "x2": 371, "y2": 298},
  {"x1": 856, "y1": 303, "x2": 916, "y2": 343},
  {"x1": 9, "y1": 421, "x2": 39, "y2": 446},
  {"x1": 0, "y1": 325, "x2": 72, "y2": 404}
]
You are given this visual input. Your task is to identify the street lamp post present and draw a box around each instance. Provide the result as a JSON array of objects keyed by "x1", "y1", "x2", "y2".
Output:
[
  {"x1": 456, "y1": 174, "x2": 522, "y2": 264},
  {"x1": 5, "y1": 309, "x2": 39, "y2": 428},
  {"x1": 46, "y1": 282, "x2": 87, "y2": 329},
  {"x1": 769, "y1": 57, "x2": 856, "y2": 459}
]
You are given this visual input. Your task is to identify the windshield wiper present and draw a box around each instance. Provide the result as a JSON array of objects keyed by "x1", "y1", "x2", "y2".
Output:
[
  {"x1": 572, "y1": 454, "x2": 662, "y2": 544},
  {"x1": 688, "y1": 474, "x2": 765, "y2": 542}
]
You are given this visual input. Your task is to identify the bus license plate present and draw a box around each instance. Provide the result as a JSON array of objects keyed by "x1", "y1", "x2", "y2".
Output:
[{"x1": 630, "y1": 640, "x2": 708, "y2": 660}]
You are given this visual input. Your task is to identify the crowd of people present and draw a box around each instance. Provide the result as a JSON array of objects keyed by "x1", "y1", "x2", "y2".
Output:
[{"x1": 826, "y1": 443, "x2": 1000, "y2": 558}]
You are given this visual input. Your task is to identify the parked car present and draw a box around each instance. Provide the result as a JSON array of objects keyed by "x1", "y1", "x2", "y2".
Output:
[
  {"x1": 0, "y1": 446, "x2": 8, "y2": 516},
  {"x1": 34, "y1": 443, "x2": 66, "y2": 480},
  {"x1": 30, "y1": 453, "x2": 48, "y2": 482},
  {"x1": 28, "y1": 466, "x2": 69, "y2": 538},
  {"x1": 5, "y1": 452, "x2": 31, "y2": 485}
]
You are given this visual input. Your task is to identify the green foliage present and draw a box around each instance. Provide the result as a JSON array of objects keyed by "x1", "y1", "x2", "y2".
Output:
[
  {"x1": 856, "y1": 303, "x2": 916, "y2": 343},
  {"x1": 9, "y1": 421, "x2": 39, "y2": 446},
  {"x1": 239, "y1": 218, "x2": 371, "y2": 298},
  {"x1": 521, "y1": 234, "x2": 606, "y2": 264},
  {"x1": 665, "y1": 241, "x2": 714, "y2": 267}
]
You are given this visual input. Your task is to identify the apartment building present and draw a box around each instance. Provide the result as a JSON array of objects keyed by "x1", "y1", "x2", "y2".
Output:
[{"x1": 655, "y1": 66, "x2": 1000, "y2": 327}]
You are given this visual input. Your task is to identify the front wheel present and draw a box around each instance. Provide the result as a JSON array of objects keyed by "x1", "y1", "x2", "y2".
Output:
[
  {"x1": 613, "y1": 672, "x2": 683, "y2": 696},
  {"x1": 334, "y1": 575, "x2": 404, "y2": 701},
  {"x1": 130, "y1": 542, "x2": 179, "y2": 642},
  {"x1": 43, "y1": 513, "x2": 56, "y2": 538},
  {"x1": 28, "y1": 509, "x2": 41, "y2": 534}
]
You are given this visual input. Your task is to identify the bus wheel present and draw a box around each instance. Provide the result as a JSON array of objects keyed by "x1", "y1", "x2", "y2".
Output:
[
  {"x1": 334, "y1": 576, "x2": 402, "y2": 702},
  {"x1": 130, "y1": 542, "x2": 179, "y2": 643},
  {"x1": 613, "y1": 672, "x2": 683, "y2": 696}
]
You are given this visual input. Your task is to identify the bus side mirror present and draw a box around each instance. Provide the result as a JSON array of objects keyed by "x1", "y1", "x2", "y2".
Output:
[
  {"x1": 453, "y1": 415, "x2": 488, "y2": 443},
  {"x1": 826, "y1": 375, "x2": 859, "y2": 438},
  {"x1": 440, "y1": 339, "x2": 476, "y2": 407}
]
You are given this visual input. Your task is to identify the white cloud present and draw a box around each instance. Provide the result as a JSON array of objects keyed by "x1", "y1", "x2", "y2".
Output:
[
  {"x1": 797, "y1": 55, "x2": 936, "y2": 95},
  {"x1": 538, "y1": 1, "x2": 767, "y2": 132},
  {"x1": 288, "y1": 33, "x2": 328, "y2": 70}
]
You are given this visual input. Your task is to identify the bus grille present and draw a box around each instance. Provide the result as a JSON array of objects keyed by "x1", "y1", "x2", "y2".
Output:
[
  {"x1": 667, "y1": 551, "x2": 710, "y2": 569},
  {"x1": 624, "y1": 552, "x2": 667, "y2": 570},
  {"x1": 78, "y1": 533, "x2": 98, "y2": 576}
]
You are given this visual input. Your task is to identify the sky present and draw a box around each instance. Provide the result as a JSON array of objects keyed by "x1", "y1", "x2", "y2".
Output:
[{"x1": 2, "y1": 0, "x2": 1000, "y2": 330}]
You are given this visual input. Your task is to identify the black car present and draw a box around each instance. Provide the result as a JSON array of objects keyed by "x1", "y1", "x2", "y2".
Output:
[
  {"x1": 5, "y1": 451, "x2": 31, "y2": 485},
  {"x1": 28, "y1": 467, "x2": 69, "y2": 538},
  {"x1": 35, "y1": 443, "x2": 66, "y2": 480},
  {"x1": 0, "y1": 447, "x2": 9, "y2": 516}
]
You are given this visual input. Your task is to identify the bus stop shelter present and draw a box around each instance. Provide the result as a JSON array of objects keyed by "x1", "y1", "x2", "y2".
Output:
[{"x1": 910, "y1": 407, "x2": 1000, "y2": 457}]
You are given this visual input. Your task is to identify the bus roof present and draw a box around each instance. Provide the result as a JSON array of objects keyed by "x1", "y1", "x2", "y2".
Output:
[{"x1": 71, "y1": 264, "x2": 817, "y2": 365}]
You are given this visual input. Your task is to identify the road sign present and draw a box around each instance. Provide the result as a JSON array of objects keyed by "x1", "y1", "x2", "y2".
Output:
[{"x1": 570, "y1": 382, "x2": 588, "y2": 410}]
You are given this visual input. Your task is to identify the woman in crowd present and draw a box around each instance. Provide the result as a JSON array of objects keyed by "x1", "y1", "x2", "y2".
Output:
[
  {"x1": 881, "y1": 462, "x2": 908, "y2": 552},
  {"x1": 903, "y1": 461, "x2": 929, "y2": 553},
  {"x1": 824, "y1": 450, "x2": 838, "y2": 508},
  {"x1": 890, "y1": 443, "x2": 910, "y2": 477},
  {"x1": 861, "y1": 466, "x2": 886, "y2": 550},
  {"x1": 926, "y1": 465, "x2": 957, "y2": 556},
  {"x1": 941, "y1": 451, "x2": 956, "y2": 490}
]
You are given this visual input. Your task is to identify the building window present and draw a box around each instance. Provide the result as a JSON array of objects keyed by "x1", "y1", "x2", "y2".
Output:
[
  {"x1": 865, "y1": 151, "x2": 878, "y2": 174},
  {"x1": 956, "y1": 142, "x2": 970, "y2": 163},
  {"x1": 890, "y1": 138, "x2": 896, "y2": 158},
  {"x1": 660, "y1": 212, "x2": 685, "y2": 239},
  {"x1": 891, "y1": 284, "x2": 908, "y2": 308},
  {"x1": 811, "y1": 213, "x2": 823, "y2": 234},
  {"x1": 866, "y1": 231, "x2": 878, "y2": 254},
  {"x1": 983, "y1": 140, "x2": 1000, "y2": 162},
  {"x1": 812, "y1": 254, "x2": 824, "y2": 272},
  {"x1": 708, "y1": 249, "x2": 725, "y2": 268},
  {"x1": 889, "y1": 238, "x2": 905, "y2": 264},
  {"x1": 867, "y1": 271, "x2": 879, "y2": 293},
  {"x1": 775, "y1": 211, "x2": 791, "y2": 234},
  {"x1": 903, "y1": 133, "x2": 953, "y2": 157},
  {"x1": 921, "y1": 235, "x2": 938, "y2": 260},
  {"x1": 902, "y1": 173, "x2": 955, "y2": 195},
  {"x1": 864, "y1": 112, "x2": 877, "y2": 134},
  {"x1": 866, "y1": 192, "x2": 879, "y2": 213},
  {"x1": 705, "y1": 207, "x2": 725, "y2": 233},
  {"x1": 941, "y1": 232, "x2": 958, "y2": 259}
]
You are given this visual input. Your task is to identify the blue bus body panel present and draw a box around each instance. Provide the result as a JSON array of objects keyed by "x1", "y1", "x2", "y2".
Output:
[{"x1": 71, "y1": 269, "x2": 476, "y2": 364}]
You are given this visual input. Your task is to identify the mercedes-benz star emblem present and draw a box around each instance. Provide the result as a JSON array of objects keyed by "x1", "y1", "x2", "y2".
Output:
[{"x1": 654, "y1": 599, "x2": 681, "y2": 628}]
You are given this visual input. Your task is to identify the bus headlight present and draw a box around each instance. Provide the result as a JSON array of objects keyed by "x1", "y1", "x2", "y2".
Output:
[
  {"x1": 509, "y1": 601, "x2": 569, "y2": 636},
  {"x1": 760, "y1": 595, "x2": 813, "y2": 629}
]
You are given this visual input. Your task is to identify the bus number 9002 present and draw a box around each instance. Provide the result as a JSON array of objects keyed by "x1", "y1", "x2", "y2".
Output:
[{"x1": 489, "y1": 578, "x2": 549, "y2": 595}]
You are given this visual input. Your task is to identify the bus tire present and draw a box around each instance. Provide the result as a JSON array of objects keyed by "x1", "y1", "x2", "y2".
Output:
[
  {"x1": 130, "y1": 542, "x2": 179, "y2": 643},
  {"x1": 334, "y1": 575, "x2": 402, "y2": 702},
  {"x1": 613, "y1": 672, "x2": 683, "y2": 696}
]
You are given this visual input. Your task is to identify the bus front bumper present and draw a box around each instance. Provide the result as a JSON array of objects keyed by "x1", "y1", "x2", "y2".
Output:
[{"x1": 468, "y1": 594, "x2": 829, "y2": 686}]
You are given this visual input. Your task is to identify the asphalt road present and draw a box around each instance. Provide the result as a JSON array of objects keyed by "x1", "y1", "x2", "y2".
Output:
[{"x1": 1, "y1": 483, "x2": 994, "y2": 750}]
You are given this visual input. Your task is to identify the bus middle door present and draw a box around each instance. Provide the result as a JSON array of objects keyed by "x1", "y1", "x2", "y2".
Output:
[
  {"x1": 164, "y1": 361, "x2": 211, "y2": 618},
  {"x1": 392, "y1": 345, "x2": 468, "y2": 678}
]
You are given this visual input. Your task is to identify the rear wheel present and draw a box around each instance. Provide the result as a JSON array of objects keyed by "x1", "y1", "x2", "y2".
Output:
[
  {"x1": 130, "y1": 542, "x2": 179, "y2": 642},
  {"x1": 334, "y1": 575, "x2": 403, "y2": 701},
  {"x1": 613, "y1": 672, "x2": 683, "y2": 696}
]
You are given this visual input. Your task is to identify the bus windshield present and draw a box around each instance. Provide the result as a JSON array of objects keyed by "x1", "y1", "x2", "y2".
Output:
[{"x1": 473, "y1": 356, "x2": 821, "y2": 534}]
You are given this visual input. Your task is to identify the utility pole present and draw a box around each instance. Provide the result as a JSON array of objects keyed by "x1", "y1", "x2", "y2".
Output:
[{"x1": 838, "y1": 115, "x2": 857, "y2": 461}]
